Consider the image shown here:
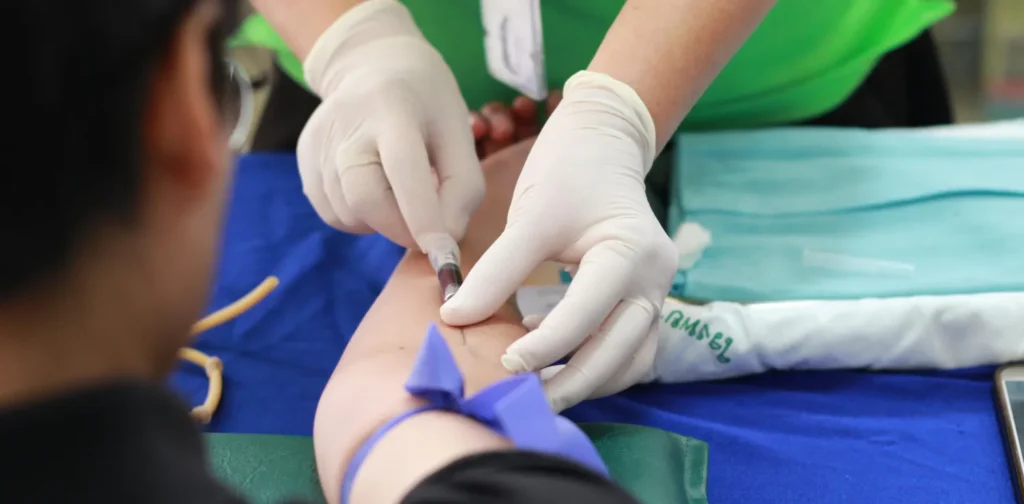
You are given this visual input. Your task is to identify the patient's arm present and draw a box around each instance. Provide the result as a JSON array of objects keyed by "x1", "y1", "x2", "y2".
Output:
[{"x1": 313, "y1": 139, "x2": 542, "y2": 504}]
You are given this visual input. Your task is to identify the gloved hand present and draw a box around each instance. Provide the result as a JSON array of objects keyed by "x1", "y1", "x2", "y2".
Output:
[
  {"x1": 296, "y1": 0, "x2": 484, "y2": 255},
  {"x1": 441, "y1": 71, "x2": 679, "y2": 412}
]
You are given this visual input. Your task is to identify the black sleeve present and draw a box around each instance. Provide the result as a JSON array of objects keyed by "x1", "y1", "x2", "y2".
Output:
[{"x1": 402, "y1": 450, "x2": 640, "y2": 504}]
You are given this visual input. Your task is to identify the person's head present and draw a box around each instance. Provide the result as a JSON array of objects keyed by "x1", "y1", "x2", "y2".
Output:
[{"x1": 0, "y1": 0, "x2": 240, "y2": 389}]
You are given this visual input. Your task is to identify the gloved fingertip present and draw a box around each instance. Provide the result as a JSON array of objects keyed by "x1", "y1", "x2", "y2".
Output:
[
  {"x1": 521, "y1": 314, "x2": 544, "y2": 331},
  {"x1": 537, "y1": 365, "x2": 563, "y2": 382},
  {"x1": 545, "y1": 393, "x2": 564, "y2": 413},
  {"x1": 438, "y1": 300, "x2": 463, "y2": 324},
  {"x1": 500, "y1": 353, "x2": 529, "y2": 373},
  {"x1": 439, "y1": 295, "x2": 482, "y2": 327}
]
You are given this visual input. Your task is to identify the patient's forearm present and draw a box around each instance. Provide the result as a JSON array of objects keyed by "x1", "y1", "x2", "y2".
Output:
[
  {"x1": 339, "y1": 248, "x2": 524, "y2": 363},
  {"x1": 313, "y1": 141, "x2": 536, "y2": 504},
  {"x1": 332, "y1": 255, "x2": 524, "y2": 504}
]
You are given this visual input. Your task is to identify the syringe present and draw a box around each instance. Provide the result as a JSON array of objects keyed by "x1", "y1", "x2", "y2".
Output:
[{"x1": 428, "y1": 247, "x2": 463, "y2": 303}]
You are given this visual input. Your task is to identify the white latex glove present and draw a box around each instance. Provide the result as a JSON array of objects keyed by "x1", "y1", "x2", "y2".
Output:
[
  {"x1": 296, "y1": 0, "x2": 484, "y2": 255},
  {"x1": 441, "y1": 71, "x2": 679, "y2": 412}
]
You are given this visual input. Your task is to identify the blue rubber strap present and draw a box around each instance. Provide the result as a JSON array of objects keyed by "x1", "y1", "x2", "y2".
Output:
[
  {"x1": 340, "y1": 404, "x2": 443, "y2": 504},
  {"x1": 340, "y1": 324, "x2": 608, "y2": 504}
]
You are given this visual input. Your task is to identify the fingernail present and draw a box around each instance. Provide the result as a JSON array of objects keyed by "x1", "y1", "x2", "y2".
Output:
[{"x1": 501, "y1": 353, "x2": 528, "y2": 373}]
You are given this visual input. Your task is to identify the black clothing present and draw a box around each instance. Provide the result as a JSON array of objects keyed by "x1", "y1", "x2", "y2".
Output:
[{"x1": 0, "y1": 382, "x2": 638, "y2": 503}]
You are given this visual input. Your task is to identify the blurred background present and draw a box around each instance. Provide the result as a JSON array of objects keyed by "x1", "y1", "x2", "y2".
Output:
[
  {"x1": 229, "y1": 0, "x2": 1024, "y2": 152},
  {"x1": 932, "y1": 0, "x2": 1024, "y2": 121}
]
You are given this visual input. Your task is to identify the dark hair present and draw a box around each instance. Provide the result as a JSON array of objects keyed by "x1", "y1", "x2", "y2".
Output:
[{"x1": 0, "y1": 0, "x2": 239, "y2": 301}]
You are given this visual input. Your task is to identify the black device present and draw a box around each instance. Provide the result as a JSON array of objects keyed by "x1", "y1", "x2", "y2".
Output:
[{"x1": 996, "y1": 364, "x2": 1024, "y2": 503}]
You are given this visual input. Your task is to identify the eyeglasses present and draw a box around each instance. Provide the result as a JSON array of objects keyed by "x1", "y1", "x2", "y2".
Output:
[{"x1": 221, "y1": 55, "x2": 256, "y2": 153}]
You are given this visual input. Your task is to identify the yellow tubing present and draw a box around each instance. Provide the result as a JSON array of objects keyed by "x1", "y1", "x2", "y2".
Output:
[
  {"x1": 180, "y1": 276, "x2": 279, "y2": 423},
  {"x1": 191, "y1": 276, "x2": 280, "y2": 335}
]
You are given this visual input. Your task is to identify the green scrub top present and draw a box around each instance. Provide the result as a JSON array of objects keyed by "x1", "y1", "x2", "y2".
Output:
[{"x1": 232, "y1": 0, "x2": 953, "y2": 130}]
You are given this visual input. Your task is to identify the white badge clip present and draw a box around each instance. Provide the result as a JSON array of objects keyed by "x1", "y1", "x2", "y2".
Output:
[{"x1": 480, "y1": 0, "x2": 548, "y2": 100}]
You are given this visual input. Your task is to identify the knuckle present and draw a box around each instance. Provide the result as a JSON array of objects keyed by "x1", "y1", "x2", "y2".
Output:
[
  {"x1": 335, "y1": 211, "x2": 365, "y2": 231},
  {"x1": 468, "y1": 167, "x2": 487, "y2": 197},
  {"x1": 635, "y1": 334, "x2": 658, "y2": 370},
  {"x1": 324, "y1": 189, "x2": 363, "y2": 230},
  {"x1": 504, "y1": 207, "x2": 534, "y2": 233},
  {"x1": 314, "y1": 208, "x2": 346, "y2": 230},
  {"x1": 371, "y1": 86, "x2": 418, "y2": 116},
  {"x1": 624, "y1": 296, "x2": 660, "y2": 320},
  {"x1": 616, "y1": 223, "x2": 677, "y2": 268},
  {"x1": 320, "y1": 199, "x2": 361, "y2": 231},
  {"x1": 342, "y1": 169, "x2": 390, "y2": 216},
  {"x1": 621, "y1": 294, "x2": 652, "y2": 311},
  {"x1": 641, "y1": 230, "x2": 679, "y2": 272},
  {"x1": 451, "y1": 170, "x2": 486, "y2": 212},
  {"x1": 510, "y1": 347, "x2": 541, "y2": 371},
  {"x1": 346, "y1": 189, "x2": 384, "y2": 218},
  {"x1": 559, "y1": 367, "x2": 593, "y2": 402},
  {"x1": 300, "y1": 184, "x2": 347, "y2": 231}
]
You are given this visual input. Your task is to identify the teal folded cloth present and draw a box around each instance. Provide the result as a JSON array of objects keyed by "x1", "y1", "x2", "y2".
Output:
[
  {"x1": 668, "y1": 126, "x2": 1024, "y2": 301},
  {"x1": 206, "y1": 423, "x2": 710, "y2": 504}
]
